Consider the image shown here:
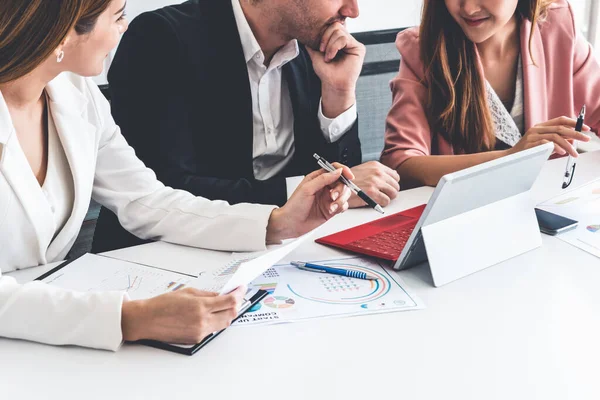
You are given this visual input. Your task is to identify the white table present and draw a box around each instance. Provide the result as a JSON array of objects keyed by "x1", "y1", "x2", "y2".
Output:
[{"x1": 4, "y1": 152, "x2": 600, "y2": 400}]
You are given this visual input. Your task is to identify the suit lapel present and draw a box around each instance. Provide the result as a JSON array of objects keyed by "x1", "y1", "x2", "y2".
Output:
[
  {"x1": 0, "y1": 90, "x2": 55, "y2": 257},
  {"x1": 284, "y1": 52, "x2": 315, "y2": 175},
  {"x1": 203, "y1": 0, "x2": 254, "y2": 178},
  {"x1": 44, "y1": 75, "x2": 96, "y2": 260},
  {"x1": 521, "y1": 18, "x2": 547, "y2": 130},
  {"x1": 285, "y1": 54, "x2": 311, "y2": 115}
]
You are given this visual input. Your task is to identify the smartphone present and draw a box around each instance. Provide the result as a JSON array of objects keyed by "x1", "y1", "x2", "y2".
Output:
[{"x1": 534, "y1": 208, "x2": 578, "y2": 236}]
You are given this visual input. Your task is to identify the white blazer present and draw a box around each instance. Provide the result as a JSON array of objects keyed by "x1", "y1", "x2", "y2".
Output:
[{"x1": 0, "y1": 73, "x2": 276, "y2": 350}]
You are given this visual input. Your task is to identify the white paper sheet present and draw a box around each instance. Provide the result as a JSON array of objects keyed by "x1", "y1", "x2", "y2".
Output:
[
  {"x1": 41, "y1": 254, "x2": 194, "y2": 300},
  {"x1": 42, "y1": 232, "x2": 315, "y2": 303},
  {"x1": 538, "y1": 178, "x2": 600, "y2": 258},
  {"x1": 217, "y1": 231, "x2": 315, "y2": 294},
  {"x1": 102, "y1": 241, "x2": 233, "y2": 277},
  {"x1": 233, "y1": 256, "x2": 425, "y2": 326}
]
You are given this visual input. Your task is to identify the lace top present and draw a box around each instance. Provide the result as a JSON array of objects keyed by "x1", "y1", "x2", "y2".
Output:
[{"x1": 485, "y1": 55, "x2": 524, "y2": 148}]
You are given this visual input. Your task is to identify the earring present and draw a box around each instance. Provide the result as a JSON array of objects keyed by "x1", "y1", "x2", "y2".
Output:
[{"x1": 57, "y1": 50, "x2": 65, "y2": 63}]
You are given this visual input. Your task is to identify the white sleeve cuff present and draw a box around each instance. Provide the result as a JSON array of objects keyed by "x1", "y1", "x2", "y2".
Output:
[
  {"x1": 286, "y1": 176, "x2": 305, "y2": 200},
  {"x1": 318, "y1": 99, "x2": 358, "y2": 143},
  {"x1": 0, "y1": 275, "x2": 127, "y2": 351}
]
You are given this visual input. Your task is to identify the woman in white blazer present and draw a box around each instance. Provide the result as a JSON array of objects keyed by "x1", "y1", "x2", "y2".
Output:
[{"x1": 0, "y1": 0, "x2": 353, "y2": 351}]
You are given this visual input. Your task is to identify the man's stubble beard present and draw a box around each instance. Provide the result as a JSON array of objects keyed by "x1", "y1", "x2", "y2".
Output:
[{"x1": 274, "y1": 4, "x2": 325, "y2": 50}]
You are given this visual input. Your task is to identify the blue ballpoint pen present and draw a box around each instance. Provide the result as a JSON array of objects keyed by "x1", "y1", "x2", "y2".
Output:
[{"x1": 291, "y1": 261, "x2": 378, "y2": 280}]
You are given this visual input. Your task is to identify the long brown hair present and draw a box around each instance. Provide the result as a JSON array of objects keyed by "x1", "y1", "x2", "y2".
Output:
[
  {"x1": 420, "y1": 0, "x2": 554, "y2": 153},
  {"x1": 0, "y1": 0, "x2": 112, "y2": 84}
]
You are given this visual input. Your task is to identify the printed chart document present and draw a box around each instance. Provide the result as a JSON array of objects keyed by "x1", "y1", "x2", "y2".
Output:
[
  {"x1": 233, "y1": 256, "x2": 425, "y2": 326},
  {"x1": 538, "y1": 178, "x2": 600, "y2": 258},
  {"x1": 39, "y1": 254, "x2": 195, "y2": 300},
  {"x1": 102, "y1": 241, "x2": 234, "y2": 278},
  {"x1": 38, "y1": 253, "x2": 270, "y2": 355},
  {"x1": 42, "y1": 232, "x2": 316, "y2": 299}
]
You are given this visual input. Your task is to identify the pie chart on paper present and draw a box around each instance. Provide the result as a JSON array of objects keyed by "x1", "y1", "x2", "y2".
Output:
[{"x1": 587, "y1": 225, "x2": 600, "y2": 233}]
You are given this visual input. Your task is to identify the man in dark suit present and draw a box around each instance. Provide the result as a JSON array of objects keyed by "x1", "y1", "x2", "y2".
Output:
[{"x1": 93, "y1": 0, "x2": 400, "y2": 252}]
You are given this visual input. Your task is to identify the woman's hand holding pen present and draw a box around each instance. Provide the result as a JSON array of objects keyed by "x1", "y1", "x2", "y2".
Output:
[
  {"x1": 506, "y1": 116, "x2": 591, "y2": 157},
  {"x1": 121, "y1": 286, "x2": 246, "y2": 344},
  {"x1": 266, "y1": 163, "x2": 354, "y2": 243}
]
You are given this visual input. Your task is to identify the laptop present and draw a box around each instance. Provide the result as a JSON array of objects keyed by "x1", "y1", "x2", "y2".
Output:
[{"x1": 316, "y1": 142, "x2": 554, "y2": 271}]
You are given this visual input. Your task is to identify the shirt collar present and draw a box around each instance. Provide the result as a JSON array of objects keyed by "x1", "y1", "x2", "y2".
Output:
[{"x1": 231, "y1": 0, "x2": 299, "y2": 66}]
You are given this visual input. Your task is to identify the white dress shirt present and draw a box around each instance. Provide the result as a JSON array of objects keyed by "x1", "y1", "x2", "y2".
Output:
[{"x1": 230, "y1": 0, "x2": 357, "y2": 194}]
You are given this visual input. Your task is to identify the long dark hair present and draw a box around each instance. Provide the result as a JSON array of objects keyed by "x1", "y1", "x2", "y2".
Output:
[
  {"x1": 420, "y1": 0, "x2": 554, "y2": 153},
  {"x1": 0, "y1": 0, "x2": 112, "y2": 84}
]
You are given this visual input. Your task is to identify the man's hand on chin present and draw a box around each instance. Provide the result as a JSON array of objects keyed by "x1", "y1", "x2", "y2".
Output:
[{"x1": 306, "y1": 22, "x2": 366, "y2": 119}]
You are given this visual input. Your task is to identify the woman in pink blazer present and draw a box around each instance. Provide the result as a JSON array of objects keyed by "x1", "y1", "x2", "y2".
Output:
[{"x1": 382, "y1": 0, "x2": 598, "y2": 187}]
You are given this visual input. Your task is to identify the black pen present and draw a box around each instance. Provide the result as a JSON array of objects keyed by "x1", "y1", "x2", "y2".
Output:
[
  {"x1": 562, "y1": 105, "x2": 585, "y2": 189},
  {"x1": 313, "y1": 153, "x2": 384, "y2": 214}
]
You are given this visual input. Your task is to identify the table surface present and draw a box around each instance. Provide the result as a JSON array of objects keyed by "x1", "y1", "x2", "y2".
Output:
[{"x1": 3, "y1": 152, "x2": 600, "y2": 400}]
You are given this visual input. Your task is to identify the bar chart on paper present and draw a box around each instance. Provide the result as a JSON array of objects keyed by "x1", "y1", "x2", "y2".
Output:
[
  {"x1": 538, "y1": 178, "x2": 600, "y2": 258},
  {"x1": 234, "y1": 256, "x2": 425, "y2": 326}
]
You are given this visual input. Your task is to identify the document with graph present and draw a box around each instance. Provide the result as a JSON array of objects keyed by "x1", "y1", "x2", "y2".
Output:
[
  {"x1": 538, "y1": 178, "x2": 600, "y2": 258},
  {"x1": 36, "y1": 253, "x2": 269, "y2": 355},
  {"x1": 233, "y1": 256, "x2": 425, "y2": 326},
  {"x1": 38, "y1": 230, "x2": 315, "y2": 300},
  {"x1": 38, "y1": 253, "x2": 195, "y2": 300}
]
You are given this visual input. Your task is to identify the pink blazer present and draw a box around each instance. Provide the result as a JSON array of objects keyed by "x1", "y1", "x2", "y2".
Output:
[{"x1": 381, "y1": 0, "x2": 600, "y2": 170}]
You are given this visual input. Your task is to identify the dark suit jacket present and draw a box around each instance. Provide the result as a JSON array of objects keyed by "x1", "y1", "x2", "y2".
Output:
[{"x1": 92, "y1": 0, "x2": 361, "y2": 253}]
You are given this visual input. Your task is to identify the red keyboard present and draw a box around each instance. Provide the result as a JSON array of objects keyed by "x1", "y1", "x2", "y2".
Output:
[
  {"x1": 345, "y1": 223, "x2": 417, "y2": 261},
  {"x1": 315, "y1": 204, "x2": 426, "y2": 261}
]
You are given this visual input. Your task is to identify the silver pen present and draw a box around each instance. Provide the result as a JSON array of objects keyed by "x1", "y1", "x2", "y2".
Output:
[
  {"x1": 313, "y1": 153, "x2": 385, "y2": 214},
  {"x1": 562, "y1": 105, "x2": 585, "y2": 189}
]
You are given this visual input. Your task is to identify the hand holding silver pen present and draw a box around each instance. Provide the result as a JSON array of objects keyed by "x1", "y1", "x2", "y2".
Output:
[
  {"x1": 562, "y1": 105, "x2": 586, "y2": 189},
  {"x1": 507, "y1": 114, "x2": 591, "y2": 160},
  {"x1": 314, "y1": 153, "x2": 385, "y2": 214}
]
